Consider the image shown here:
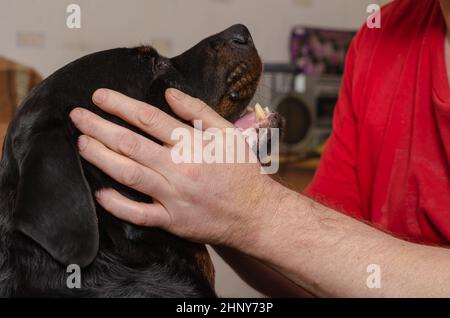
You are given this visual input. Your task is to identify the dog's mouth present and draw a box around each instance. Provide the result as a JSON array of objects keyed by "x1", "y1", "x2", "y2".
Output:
[
  {"x1": 215, "y1": 61, "x2": 284, "y2": 135},
  {"x1": 227, "y1": 65, "x2": 281, "y2": 128},
  {"x1": 234, "y1": 103, "x2": 282, "y2": 131}
]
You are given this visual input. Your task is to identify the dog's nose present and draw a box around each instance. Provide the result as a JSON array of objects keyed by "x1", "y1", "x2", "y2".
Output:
[{"x1": 223, "y1": 24, "x2": 254, "y2": 49}]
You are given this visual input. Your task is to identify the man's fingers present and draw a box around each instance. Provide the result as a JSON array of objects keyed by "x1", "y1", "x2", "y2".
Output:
[
  {"x1": 165, "y1": 88, "x2": 234, "y2": 129},
  {"x1": 78, "y1": 135, "x2": 169, "y2": 198},
  {"x1": 70, "y1": 108, "x2": 170, "y2": 169},
  {"x1": 96, "y1": 188, "x2": 170, "y2": 228},
  {"x1": 92, "y1": 88, "x2": 193, "y2": 146}
]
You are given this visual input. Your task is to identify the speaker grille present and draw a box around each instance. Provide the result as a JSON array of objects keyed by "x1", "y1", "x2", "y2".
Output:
[{"x1": 277, "y1": 96, "x2": 312, "y2": 145}]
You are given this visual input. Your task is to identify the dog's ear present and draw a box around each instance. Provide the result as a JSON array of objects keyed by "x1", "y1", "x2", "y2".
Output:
[{"x1": 13, "y1": 128, "x2": 99, "y2": 267}]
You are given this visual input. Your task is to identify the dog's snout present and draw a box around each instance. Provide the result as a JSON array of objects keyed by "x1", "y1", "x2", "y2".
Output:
[{"x1": 223, "y1": 24, "x2": 254, "y2": 49}]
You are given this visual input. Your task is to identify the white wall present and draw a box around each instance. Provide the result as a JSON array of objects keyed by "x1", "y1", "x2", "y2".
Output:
[
  {"x1": 1, "y1": 0, "x2": 384, "y2": 77},
  {"x1": 0, "y1": 0, "x2": 387, "y2": 297}
]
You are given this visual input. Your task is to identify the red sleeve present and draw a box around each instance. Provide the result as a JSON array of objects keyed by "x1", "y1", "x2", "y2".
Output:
[{"x1": 303, "y1": 31, "x2": 363, "y2": 218}]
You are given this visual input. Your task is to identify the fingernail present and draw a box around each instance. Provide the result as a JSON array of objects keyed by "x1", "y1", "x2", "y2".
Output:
[
  {"x1": 78, "y1": 135, "x2": 88, "y2": 151},
  {"x1": 93, "y1": 89, "x2": 107, "y2": 104},
  {"x1": 70, "y1": 108, "x2": 83, "y2": 123},
  {"x1": 168, "y1": 88, "x2": 186, "y2": 101}
]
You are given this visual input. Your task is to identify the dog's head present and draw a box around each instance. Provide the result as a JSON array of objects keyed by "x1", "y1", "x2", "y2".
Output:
[
  {"x1": 144, "y1": 24, "x2": 264, "y2": 124},
  {"x1": 11, "y1": 25, "x2": 281, "y2": 270}
]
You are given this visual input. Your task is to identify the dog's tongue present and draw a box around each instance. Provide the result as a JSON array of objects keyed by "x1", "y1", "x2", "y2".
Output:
[{"x1": 234, "y1": 111, "x2": 258, "y2": 129}]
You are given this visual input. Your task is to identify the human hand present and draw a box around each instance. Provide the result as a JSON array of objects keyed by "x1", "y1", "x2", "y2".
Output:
[{"x1": 69, "y1": 88, "x2": 282, "y2": 248}]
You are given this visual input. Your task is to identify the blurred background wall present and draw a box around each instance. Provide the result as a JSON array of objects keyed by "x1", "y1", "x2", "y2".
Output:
[{"x1": 1, "y1": 0, "x2": 387, "y2": 77}]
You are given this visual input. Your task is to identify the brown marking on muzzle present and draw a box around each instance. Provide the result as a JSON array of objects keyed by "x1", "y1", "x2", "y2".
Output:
[{"x1": 217, "y1": 58, "x2": 262, "y2": 120}]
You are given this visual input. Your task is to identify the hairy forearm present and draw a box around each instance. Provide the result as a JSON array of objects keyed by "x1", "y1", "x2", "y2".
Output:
[{"x1": 236, "y1": 183, "x2": 450, "y2": 297}]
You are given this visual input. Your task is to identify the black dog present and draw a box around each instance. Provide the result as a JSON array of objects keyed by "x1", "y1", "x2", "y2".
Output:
[{"x1": 0, "y1": 25, "x2": 274, "y2": 297}]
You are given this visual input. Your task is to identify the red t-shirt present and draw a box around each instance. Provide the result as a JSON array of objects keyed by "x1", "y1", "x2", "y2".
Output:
[{"x1": 305, "y1": 0, "x2": 450, "y2": 245}]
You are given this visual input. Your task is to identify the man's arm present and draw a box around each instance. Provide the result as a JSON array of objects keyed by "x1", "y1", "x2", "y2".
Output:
[
  {"x1": 240, "y1": 185, "x2": 450, "y2": 297},
  {"x1": 70, "y1": 88, "x2": 450, "y2": 297}
]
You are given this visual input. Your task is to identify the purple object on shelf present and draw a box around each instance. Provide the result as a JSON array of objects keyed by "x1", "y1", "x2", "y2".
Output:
[{"x1": 290, "y1": 26, "x2": 356, "y2": 76}]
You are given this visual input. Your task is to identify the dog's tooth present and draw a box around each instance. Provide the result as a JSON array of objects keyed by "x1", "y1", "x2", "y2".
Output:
[
  {"x1": 265, "y1": 107, "x2": 270, "y2": 114},
  {"x1": 255, "y1": 103, "x2": 267, "y2": 120},
  {"x1": 246, "y1": 106, "x2": 254, "y2": 112}
]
